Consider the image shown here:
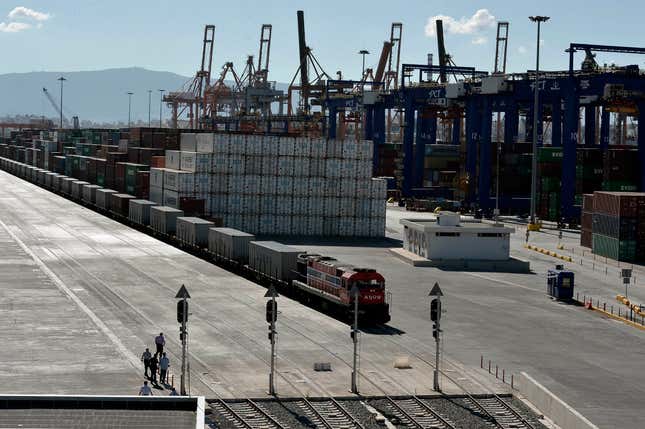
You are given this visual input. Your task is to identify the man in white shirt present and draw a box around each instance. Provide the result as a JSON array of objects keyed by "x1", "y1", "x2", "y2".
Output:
[
  {"x1": 138, "y1": 381, "x2": 153, "y2": 396},
  {"x1": 159, "y1": 352, "x2": 170, "y2": 384}
]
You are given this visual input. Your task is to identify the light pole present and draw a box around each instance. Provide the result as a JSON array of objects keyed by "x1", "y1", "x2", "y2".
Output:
[
  {"x1": 265, "y1": 285, "x2": 278, "y2": 396},
  {"x1": 147, "y1": 90, "x2": 152, "y2": 127},
  {"x1": 528, "y1": 15, "x2": 550, "y2": 229},
  {"x1": 175, "y1": 285, "x2": 191, "y2": 396},
  {"x1": 57, "y1": 77, "x2": 66, "y2": 129},
  {"x1": 127, "y1": 92, "x2": 134, "y2": 128},
  {"x1": 158, "y1": 89, "x2": 165, "y2": 127},
  {"x1": 350, "y1": 284, "x2": 360, "y2": 394},
  {"x1": 358, "y1": 50, "x2": 369, "y2": 79}
]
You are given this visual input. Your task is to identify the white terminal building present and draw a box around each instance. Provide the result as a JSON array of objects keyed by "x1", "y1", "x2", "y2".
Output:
[{"x1": 400, "y1": 212, "x2": 517, "y2": 262}]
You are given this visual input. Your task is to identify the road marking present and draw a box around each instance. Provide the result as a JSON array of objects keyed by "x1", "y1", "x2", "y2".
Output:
[
  {"x1": 0, "y1": 218, "x2": 142, "y2": 371},
  {"x1": 465, "y1": 272, "x2": 537, "y2": 292}
]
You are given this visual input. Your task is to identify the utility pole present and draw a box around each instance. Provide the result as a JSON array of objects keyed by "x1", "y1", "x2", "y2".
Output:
[
  {"x1": 175, "y1": 284, "x2": 191, "y2": 396},
  {"x1": 158, "y1": 89, "x2": 165, "y2": 127},
  {"x1": 265, "y1": 285, "x2": 278, "y2": 395},
  {"x1": 429, "y1": 282, "x2": 443, "y2": 392},
  {"x1": 350, "y1": 284, "x2": 360, "y2": 394},
  {"x1": 57, "y1": 77, "x2": 66, "y2": 129},
  {"x1": 127, "y1": 92, "x2": 134, "y2": 128},
  {"x1": 528, "y1": 15, "x2": 550, "y2": 230},
  {"x1": 148, "y1": 90, "x2": 152, "y2": 127}
]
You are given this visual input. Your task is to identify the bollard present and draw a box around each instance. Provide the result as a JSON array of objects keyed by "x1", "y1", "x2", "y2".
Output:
[
  {"x1": 496, "y1": 365, "x2": 498, "y2": 378},
  {"x1": 576, "y1": 292, "x2": 579, "y2": 301},
  {"x1": 592, "y1": 262, "x2": 595, "y2": 271},
  {"x1": 503, "y1": 369, "x2": 505, "y2": 383},
  {"x1": 511, "y1": 374, "x2": 514, "y2": 389},
  {"x1": 583, "y1": 295, "x2": 586, "y2": 304},
  {"x1": 611, "y1": 305, "x2": 614, "y2": 314},
  {"x1": 619, "y1": 308, "x2": 621, "y2": 317},
  {"x1": 605, "y1": 266, "x2": 608, "y2": 275},
  {"x1": 603, "y1": 303, "x2": 606, "y2": 311},
  {"x1": 488, "y1": 360, "x2": 491, "y2": 373},
  {"x1": 480, "y1": 355, "x2": 483, "y2": 369}
]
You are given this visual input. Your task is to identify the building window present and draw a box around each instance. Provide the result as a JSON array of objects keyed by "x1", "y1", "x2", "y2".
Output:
[{"x1": 436, "y1": 232, "x2": 460, "y2": 237}]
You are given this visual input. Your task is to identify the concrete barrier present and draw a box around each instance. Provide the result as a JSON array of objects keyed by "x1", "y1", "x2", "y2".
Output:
[{"x1": 518, "y1": 372, "x2": 599, "y2": 429}]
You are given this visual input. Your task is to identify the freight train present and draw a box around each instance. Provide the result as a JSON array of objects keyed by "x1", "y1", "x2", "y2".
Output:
[{"x1": 0, "y1": 158, "x2": 391, "y2": 324}]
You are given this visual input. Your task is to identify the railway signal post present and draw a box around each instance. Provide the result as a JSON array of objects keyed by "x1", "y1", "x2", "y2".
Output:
[
  {"x1": 429, "y1": 282, "x2": 443, "y2": 392},
  {"x1": 175, "y1": 284, "x2": 191, "y2": 396},
  {"x1": 350, "y1": 284, "x2": 360, "y2": 394},
  {"x1": 265, "y1": 284, "x2": 278, "y2": 395}
]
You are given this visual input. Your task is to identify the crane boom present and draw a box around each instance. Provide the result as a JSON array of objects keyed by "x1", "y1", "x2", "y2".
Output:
[
  {"x1": 42, "y1": 87, "x2": 67, "y2": 123},
  {"x1": 436, "y1": 20, "x2": 447, "y2": 83}
]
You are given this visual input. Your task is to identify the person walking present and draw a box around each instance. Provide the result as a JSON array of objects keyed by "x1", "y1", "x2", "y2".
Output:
[
  {"x1": 141, "y1": 348, "x2": 152, "y2": 378},
  {"x1": 138, "y1": 380, "x2": 153, "y2": 396},
  {"x1": 169, "y1": 387, "x2": 179, "y2": 396},
  {"x1": 154, "y1": 332, "x2": 165, "y2": 357},
  {"x1": 149, "y1": 353, "x2": 159, "y2": 384},
  {"x1": 159, "y1": 352, "x2": 170, "y2": 384}
]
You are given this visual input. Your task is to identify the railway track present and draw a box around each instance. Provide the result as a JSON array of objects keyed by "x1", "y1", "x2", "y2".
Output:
[
  {"x1": 209, "y1": 399, "x2": 286, "y2": 429},
  {"x1": 294, "y1": 398, "x2": 364, "y2": 429},
  {"x1": 463, "y1": 396, "x2": 535, "y2": 429},
  {"x1": 375, "y1": 396, "x2": 455, "y2": 429}
]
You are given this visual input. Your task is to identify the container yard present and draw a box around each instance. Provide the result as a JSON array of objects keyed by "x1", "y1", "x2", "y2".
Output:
[{"x1": 0, "y1": 3, "x2": 644, "y2": 428}]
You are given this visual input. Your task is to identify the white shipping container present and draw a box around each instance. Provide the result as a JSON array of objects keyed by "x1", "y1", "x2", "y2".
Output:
[
  {"x1": 356, "y1": 160, "x2": 372, "y2": 179},
  {"x1": 307, "y1": 216, "x2": 323, "y2": 235},
  {"x1": 260, "y1": 175, "x2": 277, "y2": 195},
  {"x1": 208, "y1": 227, "x2": 255, "y2": 263},
  {"x1": 323, "y1": 216, "x2": 339, "y2": 236},
  {"x1": 308, "y1": 157, "x2": 325, "y2": 177},
  {"x1": 291, "y1": 215, "x2": 308, "y2": 236},
  {"x1": 259, "y1": 195, "x2": 276, "y2": 214},
  {"x1": 180, "y1": 151, "x2": 211, "y2": 173},
  {"x1": 371, "y1": 198, "x2": 386, "y2": 216},
  {"x1": 165, "y1": 150, "x2": 181, "y2": 170},
  {"x1": 293, "y1": 157, "x2": 308, "y2": 177},
  {"x1": 370, "y1": 178, "x2": 387, "y2": 199},
  {"x1": 242, "y1": 214, "x2": 259, "y2": 232},
  {"x1": 369, "y1": 216, "x2": 386, "y2": 237},
  {"x1": 196, "y1": 133, "x2": 215, "y2": 153},
  {"x1": 259, "y1": 214, "x2": 276, "y2": 234},
  {"x1": 278, "y1": 137, "x2": 295, "y2": 156},
  {"x1": 163, "y1": 189, "x2": 180, "y2": 209},
  {"x1": 292, "y1": 178, "x2": 308, "y2": 196},
  {"x1": 230, "y1": 135, "x2": 245, "y2": 155},
  {"x1": 261, "y1": 156, "x2": 278, "y2": 176},
  {"x1": 210, "y1": 193, "x2": 228, "y2": 215},
  {"x1": 310, "y1": 138, "x2": 325, "y2": 158},
  {"x1": 307, "y1": 197, "x2": 324, "y2": 216},
  {"x1": 228, "y1": 155, "x2": 245, "y2": 175},
  {"x1": 176, "y1": 217, "x2": 214, "y2": 247},
  {"x1": 150, "y1": 186, "x2": 163, "y2": 204},
  {"x1": 95, "y1": 189, "x2": 117, "y2": 210},
  {"x1": 129, "y1": 199, "x2": 158, "y2": 225},
  {"x1": 243, "y1": 195, "x2": 260, "y2": 214},
  {"x1": 194, "y1": 173, "x2": 211, "y2": 194},
  {"x1": 227, "y1": 193, "x2": 243, "y2": 213},
  {"x1": 308, "y1": 177, "x2": 325, "y2": 196},
  {"x1": 275, "y1": 196, "x2": 292, "y2": 215},
  {"x1": 212, "y1": 155, "x2": 228, "y2": 174},
  {"x1": 342, "y1": 140, "x2": 358, "y2": 159},
  {"x1": 292, "y1": 197, "x2": 308, "y2": 215},
  {"x1": 324, "y1": 178, "x2": 342, "y2": 197},
  {"x1": 324, "y1": 197, "x2": 340, "y2": 217},
  {"x1": 150, "y1": 206, "x2": 184, "y2": 235},
  {"x1": 340, "y1": 179, "x2": 356, "y2": 197},
  {"x1": 339, "y1": 197, "x2": 356, "y2": 216},
  {"x1": 340, "y1": 159, "x2": 357, "y2": 178},
  {"x1": 277, "y1": 156, "x2": 294, "y2": 176},
  {"x1": 227, "y1": 174, "x2": 244, "y2": 194},
  {"x1": 354, "y1": 219, "x2": 370, "y2": 237},
  {"x1": 82, "y1": 184, "x2": 101, "y2": 204},
  {"x1": 243, "y1": 175, "x2": 261, "y2": 194},
  {"x1": 180, "y1": 133, "x2": 197, "y2": 152},
  {"x1": 211, "y1": 174, "x2": 228, "y2": 193},
  {"x1": 213, "y1": 134, "x2": 230, "y2": 154},
  {"x1": 339, "y1": 216, "x2": 356, "y2": 236},
  {"x1": 118, "y1": 139, "x2": 129, "y2": 152},
  {"x1": 248, "y1": 241, "x2": 300, "y2": 280},
  {"x1": 325, "y1": 158, "x2": 341, "y2": 178},
  {"x1": 164, "y1": 169, "x2": 195, "y2": 192},
  {"x1": 355, "y1": 198, "x2": 372, "y2": 217},
  {"x1": 150, "y1": 168, "x2": 165, "y2": 188},
  {"x1": 358, "y1": 140, "x2": 374, "y2": 160},
  {"x1": 355, "y1": 179, "x2": 371, "y2": 197}
]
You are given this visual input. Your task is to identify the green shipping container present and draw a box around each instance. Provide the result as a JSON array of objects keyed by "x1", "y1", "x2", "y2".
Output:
[
  {"x1": 592, "y1": 234, "x2": 636, "y2": 262},
  {"x1": 537, "y1": 147, "x2": 563, "y2": 163},
  {"x1": 96, "y1": 173, "x2": 105, "y2": 187},
  {"x1": 125, "y1": 164, "x2": 149, "y2": 187},
  {"x1": 541, "y1": 177, "x2": 560, "y2": 192},
  {"x1": 602, "y1": 181, "x2": 638, "y2": 192}
]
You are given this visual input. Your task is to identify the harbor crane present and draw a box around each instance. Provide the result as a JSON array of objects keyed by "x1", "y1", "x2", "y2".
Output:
[{"x1": 42, "y1": 87, "x2": 79, "y2": 129}]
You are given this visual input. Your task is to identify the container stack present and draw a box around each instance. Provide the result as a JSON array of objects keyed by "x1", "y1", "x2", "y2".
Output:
[
  {"x1": 575, "y1": 148, "x2": 603, "y2": 205},
  {"x1": 537, "y1": 147, "x2": 563, "y2": 221},
  {"x1": 150, "y1": 133, "x2": 386, "y2": 237},
  {"x1": 580, "y1": 194, "x2": 593, "y2": 248},
  {"x1": 375, "y1": 143, "x2": 402, "y2": 187},
  {"x1": 602, "y1": 148, "x2": 639, "y2": 192},
  {"x1": 589, "y1": 192, "x2": 645, "y2": 262},
  {"x1": 423, "y1": 144, "x2": 460, "y2": 189}
]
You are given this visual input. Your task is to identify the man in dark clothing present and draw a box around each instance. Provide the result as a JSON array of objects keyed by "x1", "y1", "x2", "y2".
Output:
[
  {"x1": 154, "y1": 333, "x2": 165, "y2": 357},
  {"x1": 141, "y1": 348, "x2": 152, "y2": 378},
  {"x1": 148, "y1": 354, "x2": 158, "y2": 384}
]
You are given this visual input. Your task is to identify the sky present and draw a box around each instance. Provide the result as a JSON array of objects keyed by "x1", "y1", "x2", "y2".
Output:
[{"x1": 0, "y1": 0, "x2": 644, "y2": 82}]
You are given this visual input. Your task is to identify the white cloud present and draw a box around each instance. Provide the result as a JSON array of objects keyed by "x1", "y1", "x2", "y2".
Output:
[
  {"x1": 8, "y1": 6, "x2": 50, "y2": 22},
  {"x1": 518, "y1": 46, "x2": 528, "y2": 54},
  {"x1": 0, "y1": 21, "x2": 31, "y2": 32},
  {"x1": 425, "y1": 9, "x2": 496, "y2": 37},
  {"x1": 472, "y1": 36, "x2": 487, "y2": 45}
]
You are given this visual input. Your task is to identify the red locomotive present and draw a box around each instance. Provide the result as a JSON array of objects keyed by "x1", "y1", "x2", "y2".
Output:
[{"x1": 293, "y1": 254, "x2": 390, "y2": 323}]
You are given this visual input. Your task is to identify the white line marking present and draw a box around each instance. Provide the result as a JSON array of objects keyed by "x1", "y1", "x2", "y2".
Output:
[
  {"x1": 0, "y1": 218, "x2": 141, "y2": 370},
  {"x1": 464, "y1": 272, "x2": 537, "y2": 292}
]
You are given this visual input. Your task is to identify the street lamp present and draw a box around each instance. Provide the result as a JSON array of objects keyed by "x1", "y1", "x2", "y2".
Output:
[
  {"x1": 57, "y1": 77, "x2": 66, "y2": 129},
  {"x1": 127, "y1": 92, "x2": 134, "y2": 128},
  {"x1": 528, "y1": 15, "x2": 550, "y2": 230},
  {"x1": 147, "y1": 90, "x2": 152, "y2": 127},
  {"x1": 158, "y1": 89, "x2": 165, "y2": 127},
  {"x1": 358, "y1": 50, "x2": 370, "y2": 79}
]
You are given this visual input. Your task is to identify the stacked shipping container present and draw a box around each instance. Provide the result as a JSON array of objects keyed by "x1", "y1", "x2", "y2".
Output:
[{"x1": 150, "y1": 133, "x2": 387, "y2": 237}]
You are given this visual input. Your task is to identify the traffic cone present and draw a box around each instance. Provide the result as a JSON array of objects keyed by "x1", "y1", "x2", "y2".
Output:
[{"x1": 585, "y1": 300, "x2": 593, "y2": 310}]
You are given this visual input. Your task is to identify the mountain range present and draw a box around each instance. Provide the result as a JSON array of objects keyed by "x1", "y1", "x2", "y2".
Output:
[{"x1": 0, "y1": 67, "x2": 289, "y2": 125}]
